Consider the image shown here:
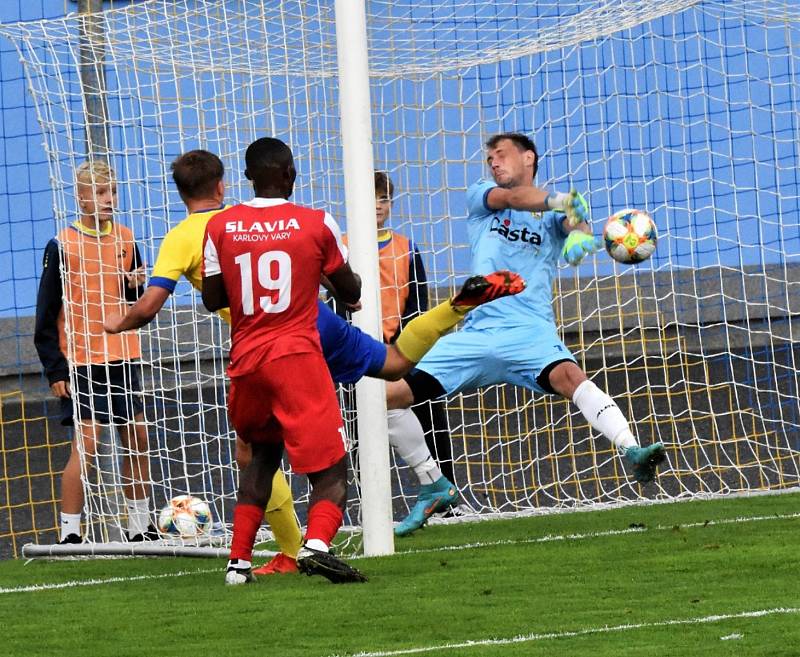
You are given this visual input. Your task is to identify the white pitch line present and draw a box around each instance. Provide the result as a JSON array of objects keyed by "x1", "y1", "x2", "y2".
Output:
[
  {"x1": 4, "y1": 510, "x2": 797, "y2": 594},
  {"x1": 389, "y1": 511, "x2": 800, "y2": 558},
  {"x1": 329, "y1": 607, "x2": 800, "y2": 657},
  {"x1": 0, "y1": 567, "x2": 217, "y2": 594}
]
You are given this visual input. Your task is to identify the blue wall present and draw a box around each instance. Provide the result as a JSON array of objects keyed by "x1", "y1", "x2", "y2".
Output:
[{"x1": 1, "y1": 1, "x2": 798, "y2": 334}]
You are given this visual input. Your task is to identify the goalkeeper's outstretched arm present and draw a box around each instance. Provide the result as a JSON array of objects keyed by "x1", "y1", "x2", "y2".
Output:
[
  {"x1": 486, "y1": 186, "x2": 589, "y2": 227},
  {"x1": 484, "y1": 183, "x2": 599, "y2": 267},
  {"x1": 557, "y1": 193, "x2": 600, "y2": 267}
]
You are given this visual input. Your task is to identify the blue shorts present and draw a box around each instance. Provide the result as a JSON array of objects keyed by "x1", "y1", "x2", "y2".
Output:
[
  {"x1": 317, "y1": 302, "x2": 388, "y2": 384},
  {"x1": 60, "y1": 361, "x2": 144, "y2": 427},
  {"x1": 414, "y1": 324, "x2": 575, "y2": 396}
]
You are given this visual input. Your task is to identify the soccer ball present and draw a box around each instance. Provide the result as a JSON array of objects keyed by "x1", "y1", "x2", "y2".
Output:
[
  {"x1": 603, "y1": 209, "x2": 657, "y2": 264},
  {"x1": 157, "y1": 495, "x2": 212, "y2": 537}
]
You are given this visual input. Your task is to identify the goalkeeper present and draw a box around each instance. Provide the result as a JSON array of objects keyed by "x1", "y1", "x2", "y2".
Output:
[
  {"x1": 386, "y1": 133, "x2": 666, "y2": 536},
  {"x1": 104, "y1": 149, "x2": 525, "y2": 573}
]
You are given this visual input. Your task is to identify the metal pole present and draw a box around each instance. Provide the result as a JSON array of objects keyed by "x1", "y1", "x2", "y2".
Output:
[
  {"x1": 78, "y1": 0, "x2": 109, "y2": 159},
  {"x1": 77, "y1": 0, "x2": 123, "y2": 542},
  {"x1": 334, "y1": 0, "x2": 394, "y2": 556}
]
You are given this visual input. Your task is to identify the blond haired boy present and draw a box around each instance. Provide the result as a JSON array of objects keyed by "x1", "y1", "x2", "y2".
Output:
[{"x1": 34, "y1": 160, "x2": 154, "y2": 543}]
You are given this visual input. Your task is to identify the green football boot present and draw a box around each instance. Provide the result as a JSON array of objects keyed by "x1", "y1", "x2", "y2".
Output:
[
  {"x1": 394, "y1": 476, "x2": 459, "y2": 537},
  {"x1": 625, "y1": 442, "x2": 666, "y2": 484}
]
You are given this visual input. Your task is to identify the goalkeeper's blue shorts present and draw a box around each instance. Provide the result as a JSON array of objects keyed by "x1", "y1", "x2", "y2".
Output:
[{"x1": 414, "y1": 323, "x2": 575, "y2": 396}]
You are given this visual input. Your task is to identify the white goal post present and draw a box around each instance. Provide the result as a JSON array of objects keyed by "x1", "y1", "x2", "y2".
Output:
[
  {"x1": 334, "y1": 0, "x2": 394, "y2": 557},
  {"x1": 2, "y1": 0, "x2": 799, "y2": 557}
]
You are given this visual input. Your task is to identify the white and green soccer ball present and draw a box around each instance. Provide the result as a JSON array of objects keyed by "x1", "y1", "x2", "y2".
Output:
[
  {"x1": 603, "y1": 208, "x2": 658, "y2": 264},
  {"x1": 157, "y1": 495, "x2": 212, "y2": 537}
]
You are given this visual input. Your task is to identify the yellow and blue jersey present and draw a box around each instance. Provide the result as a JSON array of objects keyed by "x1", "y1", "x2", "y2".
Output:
[
  {"x1": 149, "y1": 205, "x2": 231, "y2": 323},
  {"x1": 149, "y1": 204, "x2": 385, "y2": 382},
  {"x1": 150, "y1": 205, "x2": 229, "y2": 294}
]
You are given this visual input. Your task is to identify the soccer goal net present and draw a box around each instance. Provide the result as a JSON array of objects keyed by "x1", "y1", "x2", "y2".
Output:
[{"x1": 2, "y1": 0, "x2": 798, "y2": 555}]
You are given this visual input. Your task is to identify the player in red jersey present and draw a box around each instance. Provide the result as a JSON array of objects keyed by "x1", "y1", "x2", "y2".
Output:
[{"x1": 203, "y1": 137, "x2": 366, "y2": 585}]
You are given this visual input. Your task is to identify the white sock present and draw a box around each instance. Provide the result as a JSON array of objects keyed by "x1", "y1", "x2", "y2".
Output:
[
  {"x1": 572, "y1": 380, "x2": 638, "y2": 450},
  {"x1": 60, "y1": 512, "x2": 81, "y2": 541},
  {"x1": 228, "y1": 558, "x2": 251, "y2": 569},
  {"x1": 305, "y1": 538, "x2": 328, "y2": 553},
  {"x1": 387, "y1": 409, "x2": 443, "y2": 485},
  {"x1": 125, "y1": 497, "x2": 151, "y2": 537}
]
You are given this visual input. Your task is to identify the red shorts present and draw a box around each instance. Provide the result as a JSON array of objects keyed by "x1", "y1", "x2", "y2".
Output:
[{"x1": 227, "y1": 351, "x2": 346, "y2": 474}]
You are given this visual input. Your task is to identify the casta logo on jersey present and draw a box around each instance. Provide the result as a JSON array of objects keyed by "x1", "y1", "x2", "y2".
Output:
[{"x1": 489, "y1": 217, "x2": 542, "y2": 245}]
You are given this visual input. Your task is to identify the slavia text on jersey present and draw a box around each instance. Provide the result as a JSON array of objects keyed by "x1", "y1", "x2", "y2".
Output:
[{"x1": 225, "y1": 218, "x2": 300, "y2": 242}]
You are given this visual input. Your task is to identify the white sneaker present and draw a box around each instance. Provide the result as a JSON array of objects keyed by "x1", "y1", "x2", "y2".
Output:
[{"x1": 224, "y1": 559, "x2": 255, "y2": 585}]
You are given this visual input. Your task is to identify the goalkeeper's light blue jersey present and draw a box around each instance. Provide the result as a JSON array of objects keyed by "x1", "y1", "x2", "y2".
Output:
[{"x1": 463, "y1": 178, "x2": 568, "y2": 331}]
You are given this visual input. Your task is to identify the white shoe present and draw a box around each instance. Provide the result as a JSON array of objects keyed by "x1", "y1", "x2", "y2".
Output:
[{"x1": 224, "y1": 559, "x2": 255, "y2": 585}]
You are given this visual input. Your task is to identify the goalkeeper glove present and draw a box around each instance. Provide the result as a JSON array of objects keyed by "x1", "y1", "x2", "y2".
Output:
[
  {"x1": 563, "y1": 231, "x2": 602, "y2": 266},
  {"x1": 547, "y1": 189, "x2": 590, "y2": 228}
]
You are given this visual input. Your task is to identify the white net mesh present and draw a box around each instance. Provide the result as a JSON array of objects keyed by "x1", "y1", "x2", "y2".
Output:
[{"x1": 2, "y1": 0, "x2": 799, "y2": 552}]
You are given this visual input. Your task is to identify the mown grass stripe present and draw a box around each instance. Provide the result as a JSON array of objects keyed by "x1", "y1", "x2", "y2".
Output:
[
  {"x1": 392, "y1": 511, "x2": 800, "y2": 557},
  {"x1": 333, "y1": 607, "x2": 800, "y2": 657},
  {"x1": 0, "y1": 568, "x2": 217, "y2": 594},
  {"x1": 3, "y1": 510, "x2": 797, "y2": 594}
]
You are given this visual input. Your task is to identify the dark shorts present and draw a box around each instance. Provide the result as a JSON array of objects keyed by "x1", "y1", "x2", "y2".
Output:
[{"x1": 59, "y1": 361, "x2": 144, "y2": 427}]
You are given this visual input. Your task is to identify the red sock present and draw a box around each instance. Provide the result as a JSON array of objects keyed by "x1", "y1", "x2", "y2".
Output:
[
  {"x1": 229, "y1": 504, "x2": 263, "y2": 562},
  {"x1": 305, "y1": 500, "x2": 343, "y2": 548}
]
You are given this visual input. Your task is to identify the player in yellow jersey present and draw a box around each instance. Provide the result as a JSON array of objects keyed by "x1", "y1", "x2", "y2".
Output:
[
  {"x1": 105, "y1": 149, "x2": 525, "y2": 574},
  {"x1": 104, "y1": 151, "x2": 303, "y2": 573}
]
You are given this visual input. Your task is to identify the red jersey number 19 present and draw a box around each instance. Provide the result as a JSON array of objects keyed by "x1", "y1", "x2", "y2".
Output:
[{"x1": 234, "y1": 250, "x2": 292, "y2": 315}]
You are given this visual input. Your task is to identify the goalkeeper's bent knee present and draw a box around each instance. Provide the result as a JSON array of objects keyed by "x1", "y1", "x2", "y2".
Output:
[{"x1": 395, "y1": 300, "x2": 465, "y2": 363}]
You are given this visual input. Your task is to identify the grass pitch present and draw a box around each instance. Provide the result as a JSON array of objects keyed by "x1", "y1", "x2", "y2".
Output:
[{"x1": 1, "y1": 493, "x2": 798, "y2": 657}]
